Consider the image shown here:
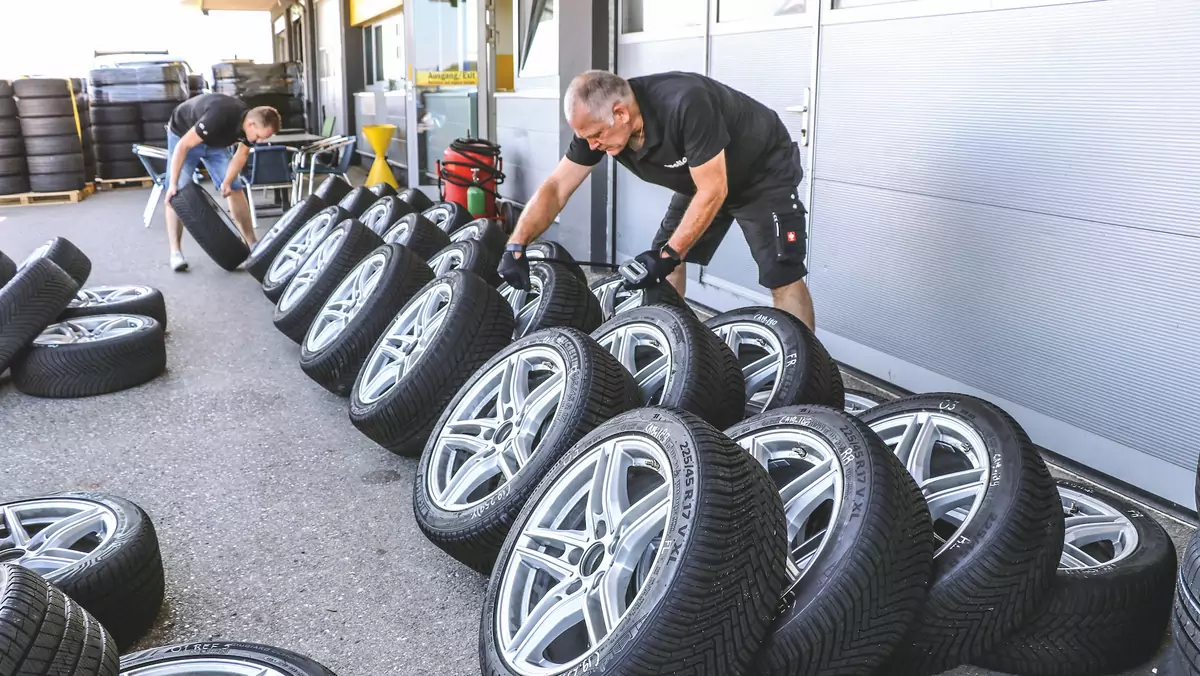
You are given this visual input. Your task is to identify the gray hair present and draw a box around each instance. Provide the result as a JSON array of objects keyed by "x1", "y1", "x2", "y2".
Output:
[{"x1": 563, "y1": 70, "x2": 633, "y2": 124}]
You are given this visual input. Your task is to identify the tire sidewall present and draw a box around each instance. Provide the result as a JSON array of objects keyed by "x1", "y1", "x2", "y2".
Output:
[
  {"x1": 705, "y1": 306, "x2": 811, "y2": 412},
  {"x1": 592, "y1": 306, "x2": 695, "y2": 409},
  {"x1": 274, "y1": 221, "x2": 355, "y2": 321},
  {"x1": 119, "y1": 642, "x2": 332, "y2": 676},
  {"x1": 1054, "y1": 480, "x2": 1174, "y2": 586},
  {"x1": 263, "y1": 209, "x2": 345, "y2": 292}
]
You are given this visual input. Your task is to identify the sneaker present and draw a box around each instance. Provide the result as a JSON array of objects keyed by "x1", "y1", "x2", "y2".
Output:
[{"x1": 170, "y1": 252, "x2": 189, "y2": 272}]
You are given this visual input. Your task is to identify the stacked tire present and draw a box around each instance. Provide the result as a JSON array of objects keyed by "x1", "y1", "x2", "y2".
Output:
[
  {"x1": 14, "y1": 78, "x2": 86, "y2": 193},
  {"x1": 0, "y1": 79, "x2": 27, "y2": 195},
  {"x1": 90, "y1": 102, "x2": 143, "y2": 179},
  {"x1": 89, "y1": 64, "x2": 188, "y2": 179},
  {"x1": 213, "y1": 61, "x2": 307, "y2": 130}
]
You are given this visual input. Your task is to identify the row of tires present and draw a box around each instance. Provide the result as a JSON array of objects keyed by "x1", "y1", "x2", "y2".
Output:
[{"x1": 166, "y1": 176, "x2": 1190, "y2": 675}]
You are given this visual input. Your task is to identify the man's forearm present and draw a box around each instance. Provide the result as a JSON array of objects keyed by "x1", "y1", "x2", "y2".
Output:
[
  {"x1": 224, "y1": 148, "x2": 249, "y2": 188},
  {"x1": 509, "y1": 181, "x2": 564, "y2": 246},
  {"x1": 668, "y1": 187, "x2": 726, "y2": 257},
  {"x1": 168, "y1": 143, "x2": 191, "y2": 188}
]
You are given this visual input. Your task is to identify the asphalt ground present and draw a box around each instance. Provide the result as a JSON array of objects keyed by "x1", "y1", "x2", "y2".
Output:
[{"x1": 0, "y1": 183, "x2": 1192, "y2": 675}]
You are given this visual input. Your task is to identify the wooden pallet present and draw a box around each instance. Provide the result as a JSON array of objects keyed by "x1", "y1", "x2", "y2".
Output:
[
  {"x1": 0, "y1": 183, "x2": 95, "y2": 207},
  {"x1": 95, "y1": 176, "x2": 154, "y2": 191}
]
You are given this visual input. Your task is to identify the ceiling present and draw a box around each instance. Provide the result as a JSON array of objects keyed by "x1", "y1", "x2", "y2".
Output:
[{"x1": 188, "y1": 0, "x2": 281, "y2": 10}]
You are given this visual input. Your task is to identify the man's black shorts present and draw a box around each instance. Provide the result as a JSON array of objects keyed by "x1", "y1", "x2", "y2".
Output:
[{"x1": 651, "y1": 184, "x2": 808, "y2": 289}]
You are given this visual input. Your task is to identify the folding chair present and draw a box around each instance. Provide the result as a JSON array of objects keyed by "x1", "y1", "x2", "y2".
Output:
[
  {"x1": 133, "y1": 143, "x2": 169, "y2": 228},
  {"x1": 242, "y1": 144, "x2": 296, "y2": 230},
  {"x1": 291, "y1": 136, "x2": 356, "y2": 202}
]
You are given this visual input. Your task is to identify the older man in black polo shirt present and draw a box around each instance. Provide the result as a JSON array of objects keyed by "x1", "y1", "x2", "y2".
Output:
[{"x1": 498, "y1": 69, "x2": 814, "y2": 330}]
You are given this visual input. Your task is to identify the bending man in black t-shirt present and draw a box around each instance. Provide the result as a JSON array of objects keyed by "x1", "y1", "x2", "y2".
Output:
[
  {"x1": 163, "y1": 93, "x2": 281, "y2": 271},
  {"x1": 497, "y1": 69, "x2": 815, "y2": 330}
]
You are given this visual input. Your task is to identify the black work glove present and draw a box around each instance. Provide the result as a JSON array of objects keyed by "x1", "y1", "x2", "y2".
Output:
[
  {"x1": 498, "y1": 244, "x2": 531, "y2": 290},
  {"x1": 623, "y1": 246, "x2": 681, "y2": 290}
]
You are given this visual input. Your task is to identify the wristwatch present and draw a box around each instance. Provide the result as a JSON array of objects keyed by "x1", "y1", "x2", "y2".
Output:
[
  {"x1": 660, "y1": 244, "x2": 681, "y2": 262},
  {"x1": 506, "y1": 242, "x2": 527, "y2": 254}
]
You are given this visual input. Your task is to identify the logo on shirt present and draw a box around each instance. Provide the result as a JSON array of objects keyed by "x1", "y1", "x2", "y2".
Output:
[
  {"x1": 664, "y1": 157, "x2": 688, "y2": 169},
  {"x1": 787, "y1": 231, "x2": 797, "y2": 242}
]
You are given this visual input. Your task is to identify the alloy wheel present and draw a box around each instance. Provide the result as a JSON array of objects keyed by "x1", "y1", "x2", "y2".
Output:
[
  {"x1": 356, "y1": 282, "x2": 453, "y2": 404},
  {"x1": 69, "y1": 285, "x2": 153, "y2": 307},
  {"x1": 277, "y1": 227, "x2": 347, "y2": 312},
  {"x1": 710, "y1": 321, "x2": 784, "y2": 417},
  {"x1": 1058, "y1": 486, "x2": 1139, "y2": 570},
  {"x1": 35, "y1": 315, "x2": 147, "y2": 345},
  {"x1": 305, "y1": 251, "x2": 388, "y2": 352},
  {"x1": 0, "y1": 497, "x2": 118, "y2": 580},
  {"x1": 593, "y1": 323, "x2": 672, "y2": 404}
]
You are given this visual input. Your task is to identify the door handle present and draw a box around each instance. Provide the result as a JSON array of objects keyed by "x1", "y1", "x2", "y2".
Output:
[{"x1": 785, "y1": 88, "x2": 811, "y2": 147}]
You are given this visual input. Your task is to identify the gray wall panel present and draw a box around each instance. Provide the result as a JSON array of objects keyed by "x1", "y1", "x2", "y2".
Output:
[{"x1": 496, "y1": 95, "x2": 562, "y2": 203}]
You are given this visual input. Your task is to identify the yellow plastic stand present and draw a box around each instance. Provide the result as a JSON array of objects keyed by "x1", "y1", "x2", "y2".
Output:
[{"x1": 362, "y1": 124, "x2": 399, "y2": 189}]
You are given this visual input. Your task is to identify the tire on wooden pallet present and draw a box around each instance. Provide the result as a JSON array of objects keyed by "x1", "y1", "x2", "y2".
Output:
[
  {"x1": 244, "y1": 195, "x2": 327, "y2": 282},
  {"x1": 91, "y1": 104, "x2": 140, "y2": 125},
  {"x1": 862, "y1": 393, "x2": 1066, "y2": 676},
  {"x1": 478, "y1": 406, "x2": 790, "y2": 676},
  {"x1": 18, "y1": 236, "x2": 92, "y2": 286},
  {"x1": 0, "y1": 97, "x2": 14, "y2": 118},
  {"x1": 0, "y1": 174, "x2": 29, "y2": 195},
  {"x1": 61, "y1": 285, "x2": 168, "y2": 329},
  {"x1": 349, "y1": 270, "x2": 515, "y2": 456},
  {"x1": 300, "y1": 243, "x2": 435, "y2": 396},
  {"x1": 141, "y1": 123, "x2": 167, "y2": 142},
  {"x1": 725, "y1": 405, "x2": 935, "y2": 676},
  {"x1": 0, "y1": 118, "x2": 21, "y2": 138},
  {"x1": 19, "y1": 115, "x2": 79, "y2": 137},
  {"x1": 0, "y1": 491, "x2": 166, "y2": 650},
  {"x1": 589, "y1": 273, "x2": 690, "y2": 321},
  {"x1": 25, "y1": 134, "x2": 82, "y2": 156},
  {"x1": 29, "y1": 171, "x2": 86, "y2": 193},
  {"x1": 120, "y1": 642, "x2": 335, "y2": 676},
  {"x1": 0, "y1": 157, "x2": 26, "y2": 176},
  {"x1": 168, "y1": 182, "x2": 250, "y2": 270},
  {"x1": 16, "y1": 96, "x2": 77, "y2": 118},
  {"x1": 96, "y1": 160, "x2": 146, "y2": 180},
  {"x1": 425, "y1": 239, "x2": 502, "y2": 286},
  {"x1": 11, "y1": 314, "x2": 167, "y2": 398},
  {"x1": 497, "y1": 260, "x2": 604, "y2": 340},
  {"x1": 0, "y1": 563, "x2": 120, "y2": 676},
  {"x1": 971, "y1": 479, "x2": 1177, "y2": 676},
  {"x1": 12, "y1": 78, "x2": 73, "y2": 98},
  {"x1": 0, "y1": 137, "x2": 25, "y2": 157},
  {"x1": 27, "y1": 153, "x2": 84, "y2": 175},
  {"x1": 136, "y1": 101, "x2": 176, "y2": 123},
  {"x1": 381, "y1": 213, "x2": 451, "y2": 260},
  {"x1": 414, "y1": 326, "x2": 641, "y2": 573},
  {"x1": 90, "y1": 123, "x2": 140, "y2": 144}
]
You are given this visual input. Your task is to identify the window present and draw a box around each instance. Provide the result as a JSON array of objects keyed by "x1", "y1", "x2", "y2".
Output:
[
  {"x1": 718, "y1": 0, "x2": 805, "y2": 22},
  {"x1": 519, "y1": 0, "x2": 557, "y2": 77},
  {"x1": 621, "y1": 0, "x2": 705, "y2": 34}
]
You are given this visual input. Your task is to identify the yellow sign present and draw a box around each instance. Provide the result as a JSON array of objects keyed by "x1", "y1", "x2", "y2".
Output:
[{"x1": 415, "y1": 70, "x2": 478, "y2": 86}]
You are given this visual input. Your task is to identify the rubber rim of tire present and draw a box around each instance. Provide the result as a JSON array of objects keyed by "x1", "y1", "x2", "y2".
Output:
[
  {"x1": 0, "y1": 491, "x2": 166, "y2": 650},
  {"x1": 90, "y1": 104, "x2": 139, "y2": 125},
  {"x1": 589, "y1": 274, "x2": 690, "y2": 321},
  {"x1": 337, "y1": 186, "x2": 379, "y2": 219},
  {"x1": 349, "y1": 270, "x2": 516, "y2": 456},
  {"x1": 0, "y1": 98, "x2": 13, "y2": 118},
  {"x1": 478, "y1": 406, "x2": 789, "y2": 676},
  {"x1": 425, "y1": 239, "x2": 502, "y2": 286},
  {"x1": 0, "y1": 118, "x2": 20, "y2": 138},
  {"x1": 844, "y1": 388, "x2": 887, "y2": 415},
  {"x1": 725, "y1": 404, "x2": 935, "y2": 676},
  {"x1": 1171, "y1": 528, "x2": 1200, "y2": 674},
  {"x1": 525, "y1": 240, "x2": 587, "y2": 283},
  {"x1": 398, "y1": 187, "x2": 434, "y2": 212},
  {"x1": 27, "y1": 153, "x2": 85, "y2": 175},
  {"x1": 591, "y1": 304, "x2": 746, "y2": 430},
  {"x1": 0, "y1": 250, "x2": 15, "y2": 287},
  {"x1": 862, "y1": 393, "x2": 1066, "y2": 675},
  {"x1": 382, "y1": 212, "x2": 451, "y2": 261},
  {"x1": 24, "y1": 134, "x2": 82, "y2": 157},
  {"x1": 705, "y1": 306, "x2": 845, "y2": 417},
  {"x1": 361, "y1": 195, "x2": 414, "y2": 236},
  {"x1": 262, "y1": 208, "x2": 351, "y2": 301},
  {"x1": 368, "y1": 181, "x2": 397, "y2": 199},
  {"x1": 498, "y1": 261, "x2": 604, "y2": 340},
  {"x1": 422, "y1": 201, "x2": 472, "y2": 234},
  {"x1": 88, "y1": 65, "x2": 186, "y2": 87},
  {"x1": 141, "y1": 123, "x2": 167, "y2": 142},
  {"x1": 13, "y1": 78, "x2": 73, "y2": 99},
  {"x1": 169, "y1": 182, "x2": 250, "y2": 270},
  {"x1": 12, "y1": 314, "x2": 167, "y2": 398},
  {"x1": 0, "y1": 136, "x2": 25, "y2": 158},
  {"x1": 91, "y1": 123, "x2": 140, "y2": 144},
  {"x1": 0, "y1": 563, "x2": 120, "y2": 676},
  {"x1": 0, "y1": 174, "x2": 29, "y2": 195},
  {"x1": 19, "y1": 236, "x2": 91, "y2": 286},
  {"x1": 0, "y1": 80, "x2": 11, "y2": 98},
  {"x1": 414, "y1": 327, "x2": 641, "y2": 573},
  {"x1": 300, "y1": 243, "x2": 435, "y2": 396},
  {"x1": 314, "y1": 175, "x2": 352, "y2": 204},
  {"x1": 19, "y1": 115, "x2": 80, "y2": 138},
  {"x1": 245, "y1": 195, "x2": 327, "y2": 282},
  {"x1": 29, "y1": 172, "x2": 86, "y2": 192},
  {"x1": 96, "y1": 160, "x2": 146, "y2": 179},
  {"x1": 61, "y1": 285, "x2": 168, "y2": 329},
  {"x1": 272, "y1": 219, "x2": 384, "y2": 343},
  {"x1": 0, "y1": 156, "x2": 26, "y2": 176},
  {"x1": 94, "y1": 142, "x2": 138, "y2": 162},
  {"x1": 970, "y1": 479, "x2": 1178, "y2": 676},
  {"x1": 119, "y1": 641, "x2": 336, "y2": 676},
  {"x1": 16, "y1": 97, "x2": 78, "y2": 118},
  {"x1": 137, "y1": 101, "x2": 177, "y2": 122},
  {"x1": 448, "y1": 217, "x2": 506, "y2": 254}
]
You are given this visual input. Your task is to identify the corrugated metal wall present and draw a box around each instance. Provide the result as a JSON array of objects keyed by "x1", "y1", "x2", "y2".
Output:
[{"x1": 810, "y1": 0, "x2": 1200, "y2": 504}]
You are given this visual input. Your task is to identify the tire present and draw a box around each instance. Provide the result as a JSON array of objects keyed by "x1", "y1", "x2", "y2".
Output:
[
  {"x1": 24, "y1": 134, "x2": 82, "y2": 156},
  {"x1": 349, "y1": 270, "x2": 516, "y2": 456},
  {"x1": 705, "y1": 306, "x2": 845, "y2": 418},
  {"x1": 16, "y1": 97, "x2": 77, "y2": 118},
  {"x1": 0, "y1": 157, "x2": 26, "y2": 176},
  {"x1": 499, "y1": 261, "x2": 604, "y2": 340},
  {"x1": 368, "y1": 182, "x2": 397, "y2": 199},
  {"x1": 422, "y1": 201, "x2": 471, "y2": 234},
  {"x1": 169, "y1": 182, "x2": 250, "y2": 270},
  {"x1": 90, "y1": 83, "x2": 187, "y2": 105},
  {"x1": 273, "y1": 220, "x2": 384, "y2": 343},
  {"x1": 90, "y1": 123, "x2": 140, "y2": 144},
  {"x1": 381, "y1": 213, "x2": 451, "y2": 260},
  {"x1": 0, "y1": 250, "x2": 15, "y2": 287},
  {"x1": 245, "y1": 195, "x2": 327, "y2": 282},
  {"x1": 0, "y1": 491, "x2": 166, "y2": 649},
  {"x1": 360, "y1": 195, "x2": 413, "y2": 236},
  {"x1": 0, "y1": 118, "x2": 20, "y2": 138},
  {"x1": 120, "y1": 642, "x2": 336, "y2": 676},
  {"x1": 0, "y1": 97, "x2": 14, "y2": 118},
  {"x1": 314, "y1": 175, "x2": 352, "y2": 204},
  {"x1": 398, "y1": 187, "x2": 434, "y2": 212},
  {"x1": 0, "y1": 80, "x2": 11, "y2": 97},
  {"x1": 479, "y1": 406, "x2": 790, "y2": 676},
  {"x1": 11, "y1": 314, "x2": 167, "y2": 397},
  {"x1": 844, "y1": 388, "x2": 887, "y2": 415},
  {"x1": 0, "y1": 137, "x2": 24, "y2": 157},
  {"x1": 27, "y1": 153, "x2": 84, "y2": 175},
  {"x1": 90, "y1": 105, "x2": 139, "y2": 125},
  {"x1": 448, "y1": 217, "x2": 506, "y2": 254},
  {"x1": 93, "y1": 142, "x2": 136, "y2": 162},
  {"x1": 0, "y1": 175, "x2": 29, "y2": 195},
  {"x1": 88, "y1": 66, "x2": 183, "y2": 87},
  {"x1": 724, "y1": 405, "x2": 935, "y2": 676},
  {"x1": 61, "y1": 285, "x2": 168, "y2": 329},
  {"x1": 95, "y1": 160, "x2": 144, "y2": 180},
  {"x1": 425, "y1": 239, "x2": 502, "y2": 286},
  {"x1": 336, "y1": 186, "x2": 378, "y2": 219},
  {"x1": 591, "y1": 304, "x2": 746, "y2": 430},
  {"x1": 590, "y1": 274, "x2": 691, "y2": 321},
  {"x1": 1172, "y1": 529, "x2": 1200, "y2": 674},
  {"x1": 300, "y1": 243, "x2": 435, "y2": 395},
  {"x1": 141, "y1": 123, "x2": 167, "y2": 142},
  {"x1": 29, "y1": 172, "x2": 86, "y2": 192},
  {"x1": 414, "y1": 327, "x2": 641, "y2": 573},
  {"x1": 13, "y1": 78, "x2": 72, "y2": 99},
  {"x1": 971, "y1": 479, "x2": 1177, "y2": 676},
  {"x1": 862, "y1": 393, "x2": 1065, "y2": 675},
  {"x1": 525, "y1": 239, "x2": 587, "y2": 283},
  {"x1": 137, "y1": 101, "x2": 176, "y2": 122},
  {"x1": 0, "y1": 563, "x2": 120, "y2": 676},
  {"x1": 261, "y1": 207, "x2": 350, "y2": 302},
  {"x1": 20, "y1": 116, "x2": 79, "y2": 138},
  {"x1": 18, "y1": 236, "x2": 91, "y2": 286}
]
